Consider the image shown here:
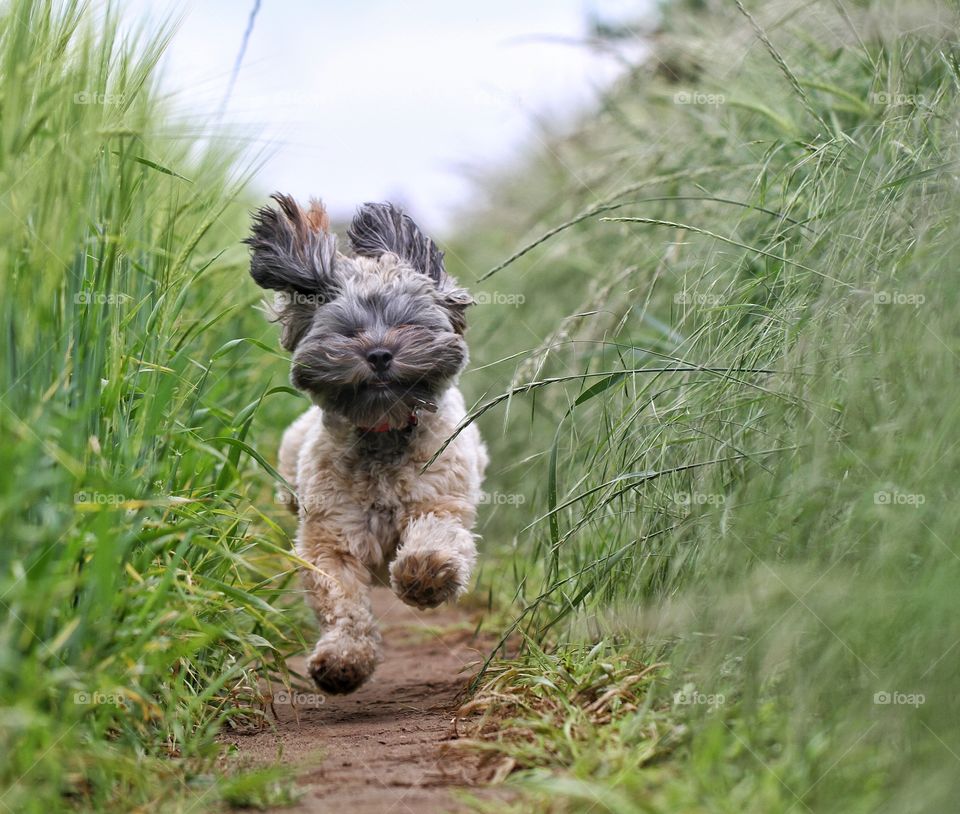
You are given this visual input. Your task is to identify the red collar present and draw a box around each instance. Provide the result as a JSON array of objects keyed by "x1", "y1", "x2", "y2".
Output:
[{"x1": 360, "y1": 413, "x2": 419, "y2": 433}]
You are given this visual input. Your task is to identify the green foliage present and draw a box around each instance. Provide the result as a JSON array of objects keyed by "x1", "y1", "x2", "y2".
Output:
[
  {"x1": 0, "y1": 1, "x2": 303, "y2": 809},
  {"x1": 453, "y1": 1, "x2": 960, "y2": 810},
  {"x1": 4, "y1": 0, "x2": 959, "y2": 810},
  {"x1": 216, "y1": 765, "x2": 300, "y2": 810}
]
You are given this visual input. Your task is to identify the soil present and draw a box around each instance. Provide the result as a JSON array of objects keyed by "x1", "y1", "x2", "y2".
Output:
[{"x1": 224, "y1": 588, "x2": 503, "y2": 813}]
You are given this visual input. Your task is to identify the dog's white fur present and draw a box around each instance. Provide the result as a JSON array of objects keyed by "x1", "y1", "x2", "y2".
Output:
[{"x1": 278, "y1": 389, "x2": 487, "y2": 692}]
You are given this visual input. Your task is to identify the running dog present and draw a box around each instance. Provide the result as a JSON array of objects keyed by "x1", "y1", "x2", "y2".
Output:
[{"x1": 246, "y1": 195, "x2": 487, "y2": 693}]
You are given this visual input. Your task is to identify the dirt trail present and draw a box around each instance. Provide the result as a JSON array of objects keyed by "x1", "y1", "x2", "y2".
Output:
[{"x1": 227, "y1": 588, "x2": 499, "y2": 813}]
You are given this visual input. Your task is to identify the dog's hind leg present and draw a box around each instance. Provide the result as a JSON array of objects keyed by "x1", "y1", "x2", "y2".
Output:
[{"x1": 298, "y1": 524, "x2": 381, "y2": 694}]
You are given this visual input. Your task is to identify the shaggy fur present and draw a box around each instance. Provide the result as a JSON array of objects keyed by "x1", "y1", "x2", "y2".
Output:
[{"x1": 247, "y1": 195, "x2": 487, "y2": 694}]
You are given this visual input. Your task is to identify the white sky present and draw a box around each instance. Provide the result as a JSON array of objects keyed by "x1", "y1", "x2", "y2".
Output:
[{"x1": 129, "y1": 0, "x2": 653, "y2": 231}]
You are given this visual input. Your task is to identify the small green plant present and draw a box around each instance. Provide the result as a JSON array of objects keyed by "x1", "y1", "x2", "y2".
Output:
[{"x1": 217, "y1": 765, "x2": 301, "y2": 810}]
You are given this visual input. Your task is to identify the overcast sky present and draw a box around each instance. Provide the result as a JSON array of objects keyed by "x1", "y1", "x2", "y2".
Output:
[{"x1": 129, "y1": 0, "x2": 653, "y2": 231}]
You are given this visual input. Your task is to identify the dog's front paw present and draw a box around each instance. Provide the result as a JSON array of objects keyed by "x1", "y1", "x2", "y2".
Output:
[
  {"x1": 390, "y1": 549, "x2": 466, "y2": 610},
  {"x1": 307, "y1": 631, "x2": 378, "y2": 694}
]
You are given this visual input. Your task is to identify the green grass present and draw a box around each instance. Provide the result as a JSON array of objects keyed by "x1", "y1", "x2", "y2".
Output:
[
  {"x1": 448, "y1": 0, "x2": 960, "y2": 810},
  {"x1": 4, "y1": 0, "x2": 960, "y2": 812},
  {"x1": 0, "y1": 1, "x2": 305, "y2": 810}
]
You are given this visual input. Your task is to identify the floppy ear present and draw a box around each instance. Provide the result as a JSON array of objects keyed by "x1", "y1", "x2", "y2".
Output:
[
  {"x1": 245, "y1": 193, "x2": 337, "y2": 350},
  {"x1": 347, "y1": 202, "x2": 474, "y2": 333}
]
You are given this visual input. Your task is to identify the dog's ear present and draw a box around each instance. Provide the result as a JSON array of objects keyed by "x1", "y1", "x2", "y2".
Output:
[
  {"x1": 348, "y1": 202, "x2": 474, "y2": 333},
  {"x1": 247, "y1": 193, "x2": 337, "y2": 294},
  {"x1": 245, "y1": 193, "x2": 337, "y2": 350},
  {"x1": 348, "y1": 202, "x2": 447, "y2": 286}
]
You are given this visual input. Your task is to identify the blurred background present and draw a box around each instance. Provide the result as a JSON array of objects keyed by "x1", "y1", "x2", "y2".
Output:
[{"x1": 128, "y1": 0, "x2": 652, "y2": 229}]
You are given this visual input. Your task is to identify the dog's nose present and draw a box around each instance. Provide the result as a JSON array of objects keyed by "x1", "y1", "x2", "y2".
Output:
[{"x1": 366, "y1": 348, "x2": 393, "y2": 373}]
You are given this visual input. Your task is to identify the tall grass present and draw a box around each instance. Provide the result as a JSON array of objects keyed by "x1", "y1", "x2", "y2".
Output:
[
  {"x1": 4, "y1": 0, "x2": 959, "y2": 810},
  {"x1": 453, "y1": 0, "x2": 960, "y2": 810},
  {"x1": 0, "y1": 2, "x2": 302, "y2": 809}
]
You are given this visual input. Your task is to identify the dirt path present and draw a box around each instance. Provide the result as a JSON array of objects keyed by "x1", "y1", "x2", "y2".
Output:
[{"x1": 227, "y1": 588, "x2": 497, "y2": 813}]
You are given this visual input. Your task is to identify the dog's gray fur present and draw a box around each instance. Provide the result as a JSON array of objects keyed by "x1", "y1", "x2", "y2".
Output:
[
  {"x1": 246, "y1": 196, "x2": 473, "y2": 430},
  {"x1": 347, "y1": 200, "x2": 447, "y2": 286}
]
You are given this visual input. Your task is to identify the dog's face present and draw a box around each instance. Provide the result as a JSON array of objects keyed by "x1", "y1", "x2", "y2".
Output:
[
  {"x1": 246, "y1": 195, "x2": 472, "y2": 429},
  {"x1": 290, "y1": 254, "x2": 469, "y2": 427}
]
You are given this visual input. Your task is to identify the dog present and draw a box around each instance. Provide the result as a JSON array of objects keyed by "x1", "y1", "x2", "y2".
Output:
[{"x1": 246, "y1": 194, "x2": 487, "y2": 694}]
